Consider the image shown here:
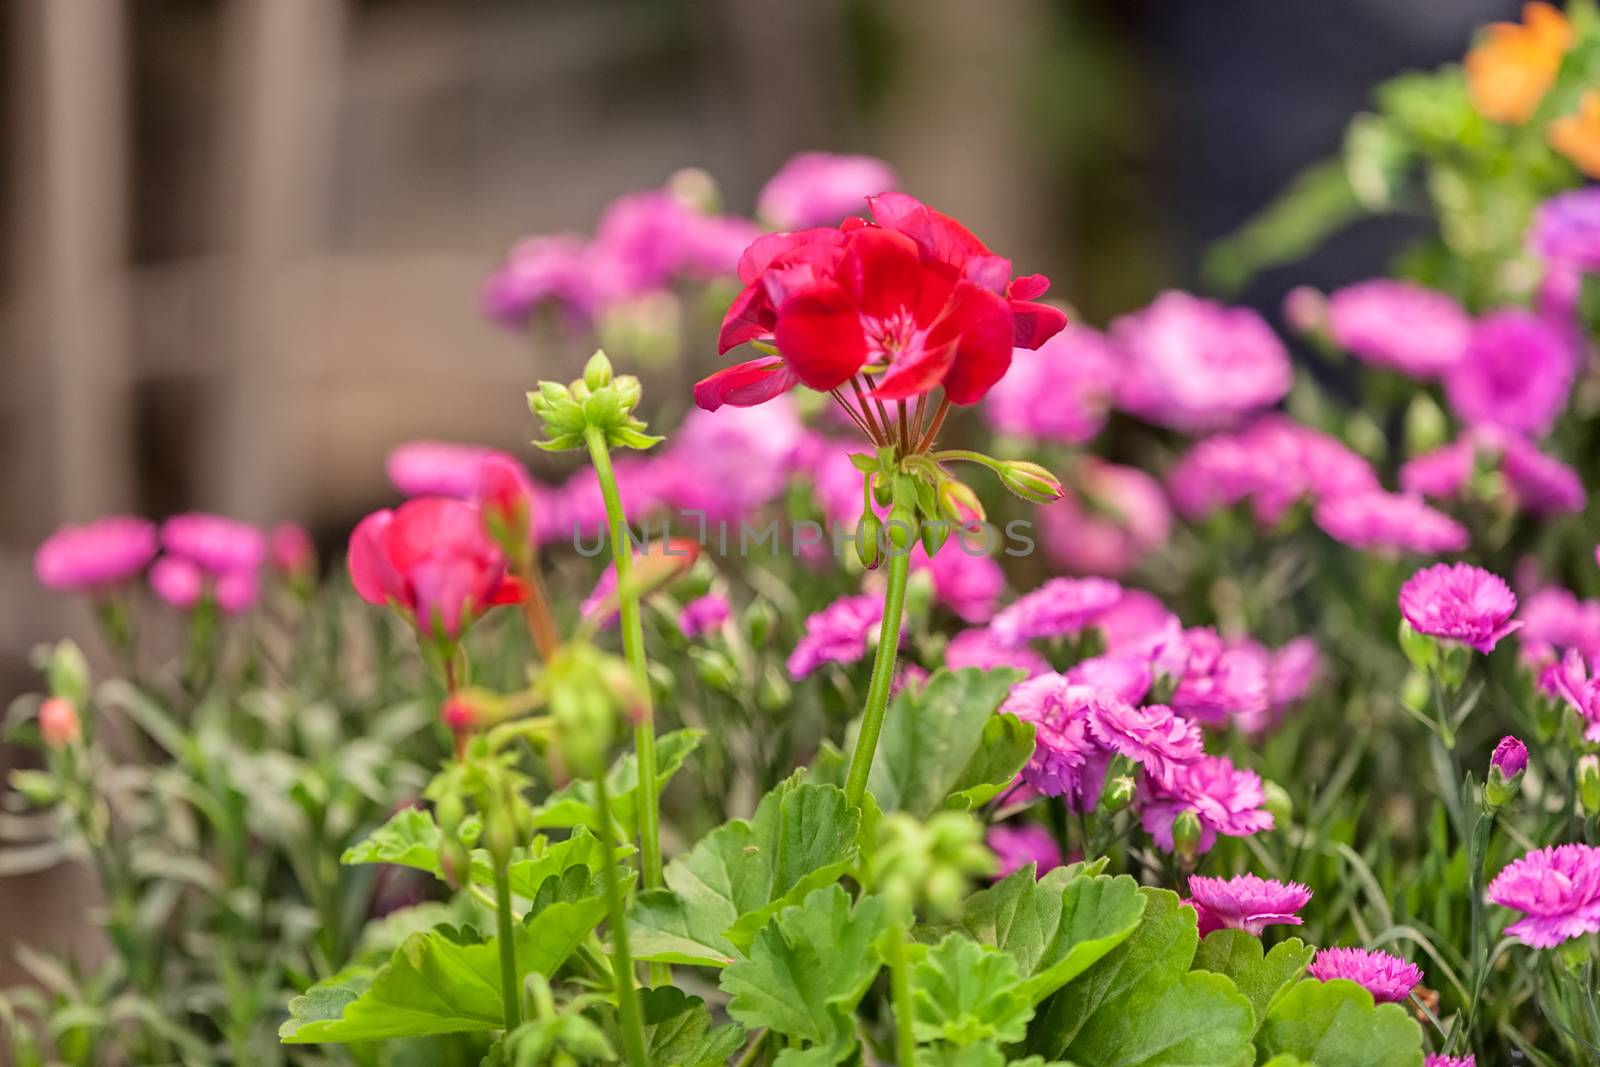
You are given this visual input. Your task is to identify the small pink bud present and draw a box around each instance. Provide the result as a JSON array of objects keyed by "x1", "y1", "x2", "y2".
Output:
[
  {"x1": 268, "y1": 522, "x2": 315, "y2": 577},
  {"x1": 1491, "y1": 735, "x2": 1528, "y2": 780},
  {"x1": 39, "y1": 697, "x2": 80, "y2": 747},
  {"x1": 477, "y1": 455, "x2": 535, "y2": 552},
  {"x1": 441, "y1": 694, "x2": 476, "y2": 732}
]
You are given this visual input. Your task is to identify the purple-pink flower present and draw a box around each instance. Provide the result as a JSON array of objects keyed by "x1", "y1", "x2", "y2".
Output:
[
  {"x1": 480, "y1": 234, "x2": 596, "y2": 325},
  {"x1": 679, "y1": 593, "x2": 730, "y2": 639},
  {"x1": 1111, "y1": 291, "x2": 1293, "y2": 432},
  {"x1": 1140, "y1": 754, "x2": 1273, "y2": 854},
  {"x1": 1307, "y1": 947, "x2": 1422, "y2": 1003},
  {"x1": 35, "y1": 516, "x2": 159, "y2": 592},
  {"x1": 913, "y1": 538, "x2": 1005, "y2": 624},
  {"x1": 1491, "y1": 735, "x2": 1529, "y2": 780},
  {"x1": 788, "y1": 592, "x2": 888, "y2": 679},
  {"x1": 1518, "y1": 586, "x2": 1600, "y2": 666},
  {"x1": 1266, "y1": 637, "x2": 1320, "y2": 718},
  {"x1": 268, "y1": 522, "x2": 315, "y2": 578},
  {"x1": 989, "y1": 577, "x2": 1124, "y2": 646},
  {"x1": 1087, "y1": 701, "x2": 1204, "y2": 787},
  {"x1": 1313, "y1": 491, "x2": 1469, "y2": 555},
  {"x1": 1169, "y1": 417, "x2": 1377, "y2": 528},
  {"x1": 987, "y1": 823, "x2": 1063, "y2": 880},
  {"x1": 985, "y1": 324, "x2": 1122, "y2": 444},
  {"x1": 1001, "y1": 675, "x2": 1110, "y2": 808},
  {"x1": 1501, "y1": 436, "x2": 1586, "y2": 516},
  {"x1": 1531, "y1": 187, "x2": 1600, "y2": 271},
  {"x1": 1399, "y1": 563, "x2": 1521, "y2": 654},
  {"x1": 1546, "y1": 650, "x2": 1600, "y2": 742},
  {"x1": 1186, "y1": 873, "x2": 1312, "y2": 937},
  {"x1": 161, "y1": 514, "x2": 265, "y2": 576},
  {"x1": 1169, "y1": 628, "x2": 1271, "y2": 729},
  {"x1": 1487, "y1": 844, "x2": 1600, "y2": 948},
  {"x1": 1445, "y1": 310, "x2": 1575, "y2": 438},
  {"x1": 945, "y1": 628, "x2": 1051, "y2": 679},
  {"x1": 756, "y1": 152, "x2": 897, "y2": 229},
  {"x1": 1040, "y1": 460, "x2": 1171, "y2": 577},
  {"x1": 1325, "y1": 279, "x2": 1471, "y2": 378},
  {"x1": 387, "y1": 441, "x2": 521, "y2": 501},
  {"x1": 1400, "y1": 438, "x2": 1475, "y2": 500},
  {"x1": 1424, "y1": 1056, "x2": 1475, "y2": 1067},
  {"x1": 150, "y1": 555, "x2": 203, "y2": 611},
  {"x1": 1067, "y1": 655, "x2": 1153, "y2": 706}
]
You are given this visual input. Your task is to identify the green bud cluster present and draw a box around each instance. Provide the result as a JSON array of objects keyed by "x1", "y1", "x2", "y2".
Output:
[
  {"x1": 529, "y1": 350, "x2": 661, "y2": 452},
  {"x1": 869, "y1": 810, "x2": 995, "y2": 920}
]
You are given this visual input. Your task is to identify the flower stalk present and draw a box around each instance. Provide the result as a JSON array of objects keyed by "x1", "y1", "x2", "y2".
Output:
[
  {"x1": 594, "y1": 770, "x2": 648, "y2": 1067},
  {"x1": 844, "y1": 545, "x2": 911, "y2": 808},
  {"x1": 493, "y1": 863, "x2": 522, "y2": 1032}
]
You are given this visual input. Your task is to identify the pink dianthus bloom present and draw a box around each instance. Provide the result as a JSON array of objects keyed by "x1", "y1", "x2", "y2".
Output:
[
  {"x1": 387, "y1": 441, "x2": 522, "y2": 501},
  {"x1": 679, "y1": 593, "x2": 731, "y2": 639},
  {"x1": 1400, "y1": 438, "x2": 1475, "y2": 500},
  {"x1": 1399, "y1": 562, "x2": 1521, "y2": 654},
  {"x1": 946, "y1": 628, "x2": 1050, "y2": 679},
  {"x1": 150, "y1": 556, "x2": 204, "y2": 611},
  {"x1": 1546, "y1": 649, "x2": 1600, "y2": 742},
  {"x1": 1445, "y1": 310, "x2": 1575, "y2": 438},
  {"x1": 985, "y1": 324, "x2": 1122, "y2": 445},
  {"x1": 1488, "y1": 843, "x2": 1600, "y2": 948},
  {"x1": 161, "y1": 513, "x2": 265, "y2": 576},
  {"x1": 1518, "y1": 586, "x2": 1600, "y2": 666},
  {"x1": 1307, "y1": 947, "x2": 1422, "y2": 1004},
  {"x1": 1313, "y1": 491, "x2": 1469, "y2": 555},
  {"x1": 989, "y1": 577, "x2": 1124, "y2": 646},
  {"x1": 1087, "y1": 701, "x2": 1203, "y2": 787},
  {"x1": 1169, "y1": 628, "x2": 1271, "y2": 729},
  {"x1": 756, "y1": 152, "x2": 897, "y2": 230},
  {"x1": 1066, "y1": 655, "x2": 1153, "y2": 705},
  {"x1": 1140, "y1": 754, "x2": 1273, "y2": 854},
  {"x1": 268, "y1": 522, "x2": 315, "y2": 578},
  {"x1": 913, "y1": 537, "x2": 1005, "y2": 624},
  {"x1": 1001, "y1": 675, "x2": 1111, "y2": 808},
  {"x1": 987, "y1": 823, "x2": 1063, "y2": 880},
  {"x1": 788, "y1": 592, "x2": 889, "y2": 679},
  {"x1": 35, "y1": 516, "x2": 159, "y2": 592},
  {"x1": 1186, "y1": 873, "x2": 1311, "y2": 937},
  {"x1": 1040, "y1": 460, "x2": 1171, "y2": 577},
  {"x1": 1501, "y1": 436, "x2": 1586, "y2": 516},
  {"x1": 1268, "y1": 637, "x2": 1320, "y2": 714},
  {"x1": 1168, "y1": 417, "x2": 1376, "y2": 527},
  {"x1": 1424, "y1": 1056, "x2": 1475, "y2": 1067},
  {"x1": 1326, "y1": 279, "x2": 1471, "y2": 378}
]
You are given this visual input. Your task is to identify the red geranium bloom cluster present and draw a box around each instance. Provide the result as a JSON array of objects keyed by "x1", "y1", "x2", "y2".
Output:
[{"x1": 695, "y1": 192, "x2": 1067, "y2": 412}]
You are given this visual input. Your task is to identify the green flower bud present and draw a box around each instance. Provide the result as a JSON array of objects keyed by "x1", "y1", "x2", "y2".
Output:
[
  {"x1": 481, "y1": 805, "x2": 517, "y2": 870},
  {"x1": 870, "y1": 811, "x2": 993, "y2": 921},
  {"x1": 745, "y1": 599, "x2": 775, "y2": 647},
  {"x1": 997, "y1": 460, "x2": 1064, "y2": 504},
  {"x1": 1398, "y1": 620, "x2": 1438, "y2": 672},
  {"x1": 440, "y1": 837, "x2": 473, "y2": 891},
  {"x1": 1579, "y1": 755, "x2": 1600, "y2": 815},
  {"x1": 886, "y1": 507, "x2": 917, "y2": 552},
  {"x1": 1262, "y1": 780, "x2": 1294, "y2": 827},
  {"x1": 434, "y1": 793, "x2": 465, "y2": 836},
  {"x1": 46, "y1": 641, "x2": 90, "y2": 707},
  {"x1": 938, "y1": 478, "x2": 985, "y2": 523},
  {"x1": 857, "y1": 515, "x2": 883, "y2": 570},
  {"x1": 1171, "y1": 810, "x2": 1204, "y2": 863},
  {"x1": 583, "y1": 350, "x2": 614, "y2": 391},
  {"x1": 920, "y1": 518, "x2": 951, "y2": 557},
  {"x1": 691, "y1": 647, "x2": 739, "y2": 693},
  {"x1": 1101, "y1": 774, "x2": 1136, "y2": 813}
]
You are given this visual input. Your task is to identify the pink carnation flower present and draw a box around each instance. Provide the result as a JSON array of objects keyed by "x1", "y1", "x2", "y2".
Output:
[
  {"x1": 387, "y1": 441, "x2": 520, "y2": 501},
  {"x1": 1268, "y1": 637, "x2": 1320, "y2": 714},
  {"x1": 989, "y1": 577, "x2": 1124, "y2": 646},
  {"x1": 268, "y1": 522, "x2": 315, "y2": 577},
  {"x1": 215, "y1": 568, "x2": 260, "y2": 616},
  {"x1": 1445, "y1": 310, "x2": 1575, "y2": 438},
  {"x1": 985, "y1": 325, "x2": 1121, "y2": 444},
  {"x1": 788, "y1": 593, "x2": 888, "y2": 679},
  {"x1": 1424, "y1": 1056, "x2": 1475, "y2": 1067},
  {"x1": 1067, "y1": 655, "x2": 1153, "y2": 705},
  {"x1": 1400, "y1": 438, "x2": 1475, "y2": 500},
  {"x1": 1531, "y1": 187, "x2": 1600, "y2": 271},
  {"x1": 1087, "y1": 701, "x2": 1204, "y2": 786},
  {"x1": 914, "y1": 538, "x2": 1005, "y2": 624},
  {"x1": 1187, "y1": 873, "x2": 1311, "y2": 936},
  {"x1": 1502, "y1": 436, "x2": 1586, "y2": 516},
  {"x1": 1545, "y1": 650, "x2": 1600, "y2": 742},
  {"x1": 756, "y1": 152, "x2": 897, "y2": 230},
  {"x1": 150, "y1": 555, "x2": 203, "y2": 611},
  {"x1": 480, "y1": 234, "x2": 596, "y2": 324},
  {"x1": 35, "y1": 516, "x2": 158, "y2": 592},
  {"x1": 658, "y1": 400, "x2": 807, "y2": 522},
  {"x1": 1488, "y1": 844, "x2": 1600, "y2": 948},
  {"x1": 1111, "y1": 291, "x2": 1293, "y2": 432},
  {"x1": 679, "y1": 593, "x2": 730, "y2": 639},
  {"x1": 946, "y1": 628, "x2": 1051, "y2": 679},
  {"x1": 1140, "y1": 754, "x2": 1273, "y2": 854},
  {"x1": 1326, "y1": 279, "x2": 1471, "y2": 378},
  {"x1": 161, "y1": 514, "x2": 265, "y2": 576},
  {"x1": 1313, "y1": 490, "x2": 1469, "y2": 555},
  {"x1": 987, "y1": 823, "x2": 1063, "y2": 880},
  {"x1": 1169, "y1": 628, "x2": 1271, "y2": 728},
  {"x1": 1169, "y1": 417, "x2": 1377, "y2": 527},
  {"x1": 1307, "y1": 947, "x2": 1422, "y2": 1004},
  {"x1": 1518, "y1": 586, "x2": 1600, "y2": 665},
  {"x1": 1001, "y1": 675, "x2": 1112, "y2": 808},
  {"x1": 1040, "y1": 460, "x2": 1171, "y2": 577},
  {"x1": 1399, "y1": 563, "x2": 1521, "y2": 654}
]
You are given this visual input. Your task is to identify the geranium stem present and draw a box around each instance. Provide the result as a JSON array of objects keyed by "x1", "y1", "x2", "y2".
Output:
[
  {"x1": 886, "y1": 920, "x2": 917, "y2": 1064},
  {"x1": 493, "y1": 864, "x2": 522, "y2": 1032},
  {"x1": 595, "y1": 771, "x2": 649, "y2": 1067},
  {"x1": 584, "y1": 429, "x2": 665, "y2": 948},
  {"x1": 844, "y1": 548, "x2": 911, "y2": 807}
]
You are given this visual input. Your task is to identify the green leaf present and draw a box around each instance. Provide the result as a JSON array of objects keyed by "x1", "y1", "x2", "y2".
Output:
[
  {"x1": 916, "y1": 1045, "x2": 1074, "y2": 1067},
  {"x1": 945, "y1": 711, "x2": 1036, "y2": 812},
  {"x1": 531, "y1": 728, "x2": 701, "y2": 837},
  {"x1": 280, "y1": 927, "x2": 507, "y2": 1043},
  {"x1": 503, "y1": 1012, "x2": 616, "y2": 1066},
  {"x1": 720, "y1": 885, "x2": 886, "y2": 1049},
  {"x1": 956, "y1": 867, "x2": 1146, "y2": 1005},
  {"x1": 636, "y1": 987, "x2": 745, "y2": 1067},
  {"x1": 911, "y1": 935, "x2": 1033, "y2": 1046},
  {"x1": 1260, "y1": 1058, "x2": 1315, "y2": 1067},
  {"x1": 1191, "y1": 930, "x2": 1314, "y2": 1034},
  {"x1": 630, "y1": 778, "x2": 860, "y2": 966},
  {"x1": 1027, "y1": 889, "x2": 1253, "y2": 1066},
  {"x1": 865, "y1": 668, "x2": 1025, "y2": 819},
  {"x1": 1256, "y1": 979, "x2": 1425, "y2": 1067},
  {"x1": 519, "y1": 865, "x2": 631, "y2": 978}
]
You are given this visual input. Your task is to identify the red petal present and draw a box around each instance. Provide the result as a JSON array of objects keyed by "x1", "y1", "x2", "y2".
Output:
[
  {"x1": 937, "y1": 284, "x2": 1016, "y2": 405},
  {"x1": 693, "y1": 357, "x2": 800, "y2": 411},
  {"x1": 718, "y1": 283, "x2": 774, "y2": 353},
  {"x1": 1009, "y1": 273, "x2": 1050, "y2": 301},
  {"x1": 870, "y1": 339, "x2": 958, "y2": 401},
  {"x1": 487, "y1": 575, "x2": 528, "y2": 605},
  {"x1": 347, "y1": 509, "x2": 397, "y2": 605},
  {"x1": 1010, "y1": 299, "x2": 1069, "y2": 349},
  {"x1": 773, "y1": 282, "x2": 868, "y2": 391},
  {"x1": 839, "y1": 227, "x2": 924, "y2": 319},
  {"x1": 961, "y1": 253, "x2": 1012, "y2": 294},
  {"x1": 736, "y1": 228, "x2": 842, "y2": 284},
  {"x1": 868, "y1": 192, "x2": 989, "y2": 270}
]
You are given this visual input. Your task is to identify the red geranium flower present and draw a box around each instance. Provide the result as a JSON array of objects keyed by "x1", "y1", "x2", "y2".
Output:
[{"x1": 695, "y1": 193, "x2": 1066, "y2": 413}]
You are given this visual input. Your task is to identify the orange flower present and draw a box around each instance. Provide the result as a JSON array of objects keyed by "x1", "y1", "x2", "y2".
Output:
[
  {"x1": 1465, "y1": 1, "x2": 1572, "y2": 123},
  {"x1": 1550, "y1": 90, "x2": 1600, "y2": 176}
]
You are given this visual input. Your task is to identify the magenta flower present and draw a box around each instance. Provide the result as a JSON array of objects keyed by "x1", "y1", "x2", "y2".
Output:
[
  {"x1": 985, "y1": 324, "x2": 1122, "y2": 444},
  {"x1": 1400, "y1": 438, "x2": 1475, "y2": 500},
  {"x1": 35, "y1": 516, "x2": 158, "y2": 592},
  {"x1": 1445, "y1": 310, "x2": 1575, "y2": 437},
  {"x1": 1169, "y1": 417, "x2": 1377, "y2": 527},
  {"x1": 1491, "y1": 735, "x2": 1529, "y2": 780},
  {"x1": 1424, "y1": 1056, "x2": 1475, "y2": 1067},
  {"x1": 1531, "y1": 187, "x2": 1600, "y2": 271},
  {"x1": 161, "y1": 514, "x2": 265, "y2": 577},
  {"x1": 987, "y1": 823, "x2": 1063, "y2": 880},
  {"x1": 1307, "y1": 948, "x2": 1422, "y2": 1004},
  {"x1": 1067, "y1": 655, "x2": 1153, "y2": 706},
  {"x1": 946, "y1": 628, "x2": 1051, "y2": 679},
  {"x1": 1546, "y1": 650, "x2": 1600, "y2": 743},
  {"x1": 480, "y1": 234, "x2": 596, "y2": 324},
  {"x1": 1170, "y1": 628, "x2": 1271, "y2": 728},
  {"x1": 679, "y1": 593, "x2": 731, "y2": 639},
  {"x1": 658, "y1": 400, "x2": 807, "y2": 522},
  {"x1": 756, "y1": 152, "x2": 897, "y2": 229},
  {"x1": 1186, "y1": 873, "x2": 1312, "y2": 937},
  {"x1": 1489, "y1": 844, "x2": 1600, "y2": 947},
  {"x1": 1399, "y1": 563, "x2": 1521, "y2": 654},
  {"x1": 1140, "y1": 754, "x2": 1273, "y2": 854},
  {"x1": 989, "y1": 577, "x2": 1124, "y2": 646},
  {"x1": 788, "y1": 592, "x2": 888, "y2": 679},
  {"x1": 268, "y1": 522, "x2": 315, "y2": 578},
  {"x1": 1002, "y1": 675, "x2": 1111, "y2": 808},
  {"x1": 1326, "y1": 279, "x2": 1471, "y2": 378},
  {"x1": 1501, "y1": 436, "x2": 1586, "y2": 516},
  {"x1": 1313, "y1": 490, "x2": 1469, "y2": 555},
  {"x1": 1518, "y1": 587, "x2": 1600, "y2": 666},
  {"x1": 150, "y1": 555, "x2": 203, "y2": 611},
  {"x1": 1088, "y1": 701, "x2": 1203, "y2": 786},
  {"x1": 1040, "y1": 460, "x2": 1172, "y2": 577},
  {"x1": 1111, "y1": 291, "x2": 1292, "y2": 432},
  {"x1": 914, "y1": 539, "x2": 1005, "y2": 624},
  {"x1": 215, "y1": 568, "x2": 260, "y2": 616},
  {"x1": 1268, "y1": 637, "x2": 1320, "y2": 713},
  {"x1": 387, "y1": 441, "x2": 520, "y2": 501}
]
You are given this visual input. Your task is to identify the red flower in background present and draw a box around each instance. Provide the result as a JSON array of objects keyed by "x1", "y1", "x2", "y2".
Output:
[{"x1": 696, "y1": 192, "x2": 1066, "y2": 411}]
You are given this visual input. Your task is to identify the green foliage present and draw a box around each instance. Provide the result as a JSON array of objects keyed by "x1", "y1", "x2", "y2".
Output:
[
  {"x1": 910, "y1": 934, "x2": 1034, "y2": 1046},
  {"x1": 529, "y1": 728, "x2": 701, "y2": 836},
  {"x1": 1191, "y1": 930, "x2": 1315, "y2": 1034},
  {"x1": 1255, "y1": 979, "x2": 1425, "y2": 1067},
  {"x1": 635, "y1": 987, "x2": 745, "y2": 1067}
]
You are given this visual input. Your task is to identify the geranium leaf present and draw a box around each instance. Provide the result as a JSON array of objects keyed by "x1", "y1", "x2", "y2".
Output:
[
  {"x1": 629, "y1": 778, "x2": 860, "y2": 966},
  {"x1": 1255, "y1": 979, "x2": 1425, "y2": 1067},
  {"x1": 720, "y1": 885, "x2": 886, "y2": 1054},
  {"x1": 635, "y1": 987, "x2": 745, "y2": 1067},
  {"x1": 530, "y1": 728, "x2": 702, "y2": 836},
  {"x1": 1191, "y1": 930, "x2": 1314, "y2": 1034},
  {"x1": 911, "y1": 934, "x2": 1033, "y2": 1046},
  {"x1": 1026, "y1": 889, "x2": 1254, "y2": 1066},
  {"x1": 865, "y1": 668, "x2": 1025, "y2": 818},
  {"x1": 945, "y1": 711, "x2": 1036, "y2": 812}
]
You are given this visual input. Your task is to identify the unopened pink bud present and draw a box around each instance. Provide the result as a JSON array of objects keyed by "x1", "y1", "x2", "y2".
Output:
[
  {"x1": 441, "y1": 694, "x2": 476, "y2": 732},
  {"x1": 39, "y1": 697, "x2": 80, "y2": 747},
  {"x1": 268, "y1": 522, "x2": 315, "y2": 577}
]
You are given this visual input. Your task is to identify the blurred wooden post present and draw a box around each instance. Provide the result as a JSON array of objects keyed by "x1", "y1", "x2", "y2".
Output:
[
  {"x1": 206, "y1": 0, "x2": 345, "y2": 519},
  {"x1": 10, "y1": 0, "x2": 135, "y2": 524}
]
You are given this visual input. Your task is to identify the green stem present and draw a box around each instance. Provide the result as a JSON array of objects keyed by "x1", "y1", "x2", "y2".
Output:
[
  {"x1": 595, "y1": 771, "x2": 649, "y2": 1067},
  {"x1": 734, "y1": 1031, "x2": 771, "y2": 1067},
  {"x1": 886, "y1": 920, "x2": 918, "y2": 1065},
  {"x1": 494, "y1": 865, "x2": 522, "y2": 1032},
  {"x1": 584, "y1": 426, "x2": 666, "y2": 985},
  {"x1": 844, "y1": 549, "x2": 912, "y2": 808}
]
